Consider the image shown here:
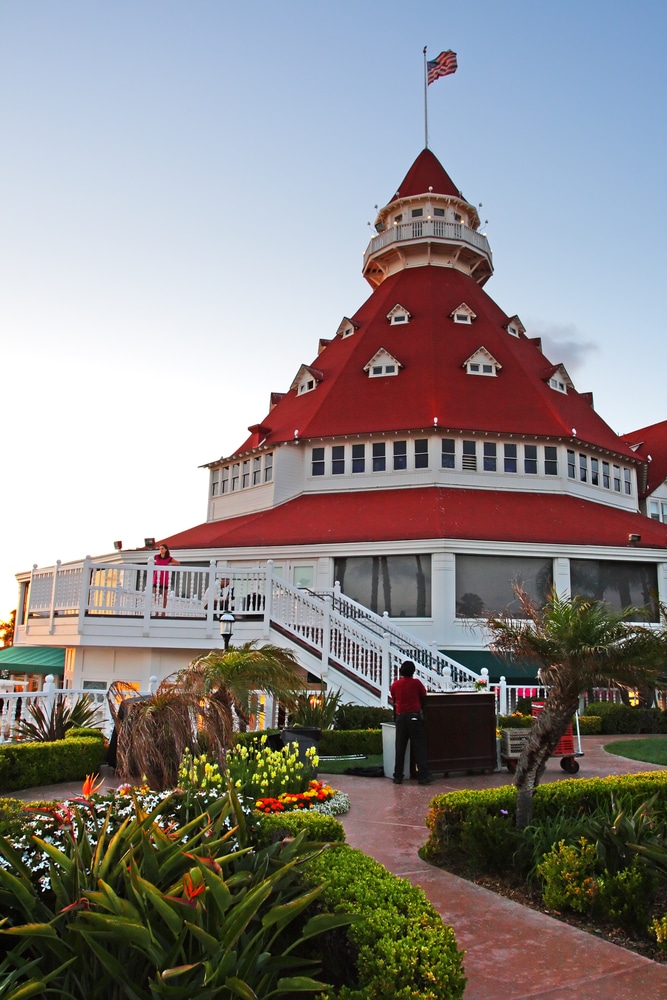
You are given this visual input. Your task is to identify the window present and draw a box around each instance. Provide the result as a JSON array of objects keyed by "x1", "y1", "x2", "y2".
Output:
[
  {"x1": 579, "y1": 454, "x2": 588, "y2": 482},
  {"x1": 663, "y1": 501, "x2": 667, "y2": 521},
  {"x1": 334, "y1": 554, "x2": 431, "y2": 617},
  {"x1": 299, "y1": 379, "x2": 315, "y2": 394},
  {"x1": 391, "y1": 315, "x2": 406, "y2": 324},
  {"x1": 394, "y1": 440, "x2": 407, "y2": 470},
  {"x1": 441, "y1": 438, "x2": 455, "y2": 469},
  {"x1": 455, "y1": 312, "x2": 471, "y2": 324},
  {"x1": 231, "y1": 464, "x2": 240, "y2": 491},
  {"x1": 264, "y1": 454, "x2": 273, "y2": 482},
  {"x1": 649, "y1": 501, "x2": 659, "y2": 520},
  {"x1": 590, "y1": 458, "x2": 599, "y2": 486},
  {"x1": 504, "y1": 443, "x2": 517, "y2": 473},
  {"x1": 544, "y1": 446, "x2": 558, "y2": 476},
  {"x1": 411, "y1": 208, "x2": 423, "y2": 218},
  {"x1": 613, "y1": 466, "x2": 621, "y2": 492},
  {"x1": 462, "y1": 440, "x2": 477, "y2": 471},
  {"x1": 221, "y1": 467, "x2": 229, "y2": 493},
  {"x1": 567, "y1": 450, "x2": 576, "y2": 478},
  {"x1": 602, "y1": 461, "x2": 610, "y2": 489},
  {"x1": 453, "y1": 212, "x2": 462, "y2": 223},
  {"x1": 483, "y1": 442, "x2": 497, "y2": 471},
  {"x1": 372, "y1": 442, "x2": 386, "y2": 472},
  {"x1": 352, "y1": 444, "x2": 365, "y2": 473},
  {"x1": 456, "y1": 555, "x2": 553, "y2": 618},
  {"x1": 434, "y1": 207, "x2": 445, "y2": 217},
  {"x1": 414, "y1": 439, "x2": 429, "y2": 468},
  {"x1": 211, "y1": 470, "x2": 220, "y2": 496},
  {"x1": 549, "y1": 377, "x2": 567, "y2": 393},
  {"x1": 571, "y1": 559, "x2": 658, "y2": 621},
  {"x1": 525, "y1": 445, "x2": 537, "y2": 475},
  {"x1": 624, "y1": 468, "x2": 632, "y2": 495},
  {"x1": 312, "y1": 447, "x2": 325, "y2": 476},
  {"x1": 394, "y1": 213, "x2": 403, "y2": 223},
  {"x1": 252, "y1": 457, "x2": 261, "y2": 485},
  {"x1": 242, "y1": 460, "x2": 250, "y2": 488},
  {"x1": 332, "y1": 445, "x2": 345, "y2": 475}
]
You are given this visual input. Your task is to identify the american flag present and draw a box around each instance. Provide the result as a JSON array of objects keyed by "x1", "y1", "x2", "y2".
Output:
[{"x1": 427, "y1": 50, "x2": 458, "y2": 85}]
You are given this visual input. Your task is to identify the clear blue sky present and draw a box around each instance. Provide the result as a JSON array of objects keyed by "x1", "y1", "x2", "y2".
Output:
[{"x1": 2, "y1": 0, "x2": 666, "y2": 621}]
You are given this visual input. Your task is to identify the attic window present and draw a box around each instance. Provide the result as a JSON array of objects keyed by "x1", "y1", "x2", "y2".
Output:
[
  {"x1": 342, "y1": 327, "x2": 354, "y2": 339},
  {"x1": 364, "y1": 347, "x2": 402, "y2": 379},
  {"x1": 451, "y1": 303, "x2": 477, "y2": 325},
  {"x1": 549, "y1": 377, "x2": 567, "y2": 393},
  {"x1": 299, "y1": 379, "x2": 315, "y2": 394},
  {"x1": 467, "y1": 362, "x2": 496, "y2": 376},
  {"x1": 507, "y1": 325, "x2": 519, "y2": 337},
  {"x1": 370, "y1": 363, "x2": 397, "y2": 377},
  {"x1": 387, "y1": 303, "x2": 411, "y2": 326},
  {"x1": 455, "y1": 313, "x2": 471, "y2": 324}
]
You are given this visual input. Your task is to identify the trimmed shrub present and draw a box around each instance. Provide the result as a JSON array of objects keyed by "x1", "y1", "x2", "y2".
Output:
[
  {"x1": 583, "y1": 702, "x2": 665, "y2": 734},
  {"x1": 319, "y1": 728, "x2": 382, "y2": 757},
  {"x1": 497, "y1": 713, "x2": 532, "y2": 729},
  {"x1": 578, "y1": 715, "x2": 602, "y2": 735},
  {"x1": 0, "y1": 731, "x2": 107, "y2": 793},
  {"x1": 253, "y1": 809, "x2": 346, "y2": 848},
  {"x1": 305, "y1": 846, "x2": 467, "y2": 999},
  {"x1": 334, "y1": 704, "x2": 393, "y2": 730}
]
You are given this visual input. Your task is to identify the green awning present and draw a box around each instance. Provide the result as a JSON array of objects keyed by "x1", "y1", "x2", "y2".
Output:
[
  {"x1": 0, "y1": 647, "x2": 65, "y2": 676},
  {"x1": 442, "y1": 649, "x2": 540, "y2": 684}
]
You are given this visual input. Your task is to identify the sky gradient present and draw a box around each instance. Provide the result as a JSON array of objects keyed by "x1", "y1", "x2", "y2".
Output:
[{"x1": 2, "y1": 0, "x2": 666, "y2": 620}]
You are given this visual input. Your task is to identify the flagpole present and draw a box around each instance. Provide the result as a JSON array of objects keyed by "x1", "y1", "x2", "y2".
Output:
[{"x1": 423, "y1": 46, "x2": 429, "y2": 149}]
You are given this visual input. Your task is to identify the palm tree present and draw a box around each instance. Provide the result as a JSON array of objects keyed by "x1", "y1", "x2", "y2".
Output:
[
  {"x1": 113, "y1": 641, "x2": 304, "y2": 789},
  {"x1": 487, "y1": 589, "x2": 667, "y2": 829}
]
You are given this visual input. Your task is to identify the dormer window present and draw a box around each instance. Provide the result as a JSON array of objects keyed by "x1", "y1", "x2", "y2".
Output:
[
  {"x1": 364, "y1": 348, "x2": 402, "y2": 378},
  {"x1": 387, "y1": 303, "x2": 411, "y2": 325},
  {"x1": 291, "y1": 364, "x2": 323, "y2": 395},
  {"x1": 336, "y1": 316, "x2": 358, "y2": 339},
  {"x1": 504, "y1": 315, "x2": 525, "y2": 338},
  {"x1": 463, "y1": 347, "x2": 501, "y2": 377},
  {"x1": 451, "y1": 303, "x2": 477, "y2": 324},
  {"x1": 545, "y1": 364, "x2": 574, "y2": 394}
]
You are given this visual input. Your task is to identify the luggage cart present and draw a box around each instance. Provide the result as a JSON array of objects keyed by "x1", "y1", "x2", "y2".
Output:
[{"x1": 500, "y1": 703, "x2": 584, "y2": 774}]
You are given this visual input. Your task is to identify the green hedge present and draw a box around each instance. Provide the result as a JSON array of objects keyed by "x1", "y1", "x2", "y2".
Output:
[
  {"x1": 583, "y1": 702, "x2": 667, "y2": 734},
  {"x1": 578, "y1": 715, "x2": 602, "y2": 735},
  {"x1": 423, "y1": 771, "x2": 667, "y2": 870},
  {"x1": 253, "y1": 809, "x2": 346, "y2": 848},
  {"x1": 0, "y1": 731, "x2": 107, "y2": 793},
  {"x1": 305, "y1": 846, "x2": 466, "y2": 999},
  {"x1": 334, "y1": 704, "x2": 393, "y2": 730},
  {"x1": 233, "y1": 728, "x2": 383, "y2": 757}
]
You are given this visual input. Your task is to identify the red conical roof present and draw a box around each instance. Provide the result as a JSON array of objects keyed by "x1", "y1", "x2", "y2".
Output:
[{"x1": 390, "y1": 147, "x2": 461, "y2": 201}]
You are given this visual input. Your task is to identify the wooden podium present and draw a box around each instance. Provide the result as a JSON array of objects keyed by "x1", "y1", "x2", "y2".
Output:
[{"x1": 423, "y1": 692, "x2": 496, "y2": 775}]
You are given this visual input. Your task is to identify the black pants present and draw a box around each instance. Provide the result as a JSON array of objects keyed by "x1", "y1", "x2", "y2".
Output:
[{"x1": 394, "y1": 713, "x2": 430, "y2": 781}]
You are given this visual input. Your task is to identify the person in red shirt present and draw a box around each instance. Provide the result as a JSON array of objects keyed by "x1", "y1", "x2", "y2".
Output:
[{"x1": 389, "y1": 660, "x2": 433, "y2": 785}]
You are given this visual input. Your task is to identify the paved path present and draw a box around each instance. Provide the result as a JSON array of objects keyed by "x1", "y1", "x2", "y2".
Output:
[{"x1": 8, "y1": 736, "x2": 667, "y2": 998}]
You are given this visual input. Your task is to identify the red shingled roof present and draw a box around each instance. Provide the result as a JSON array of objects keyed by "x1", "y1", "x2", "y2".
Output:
[
  {"x1": 231, "y1": 265, "x2": 639, "y2": 462},
  {"x1": 163, "y1": 487, "x2": 667, "y2": 550},
  {"x1": 624, "y1": 420, "x2": 667, "y2": 498},
  {"x1": 391, "y1": 147, "x2": 461, "y2": 200}
]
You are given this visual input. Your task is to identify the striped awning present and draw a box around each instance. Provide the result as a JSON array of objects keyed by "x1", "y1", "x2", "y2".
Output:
[{"x1": 0, "y1": 646, "x2": 65, "y2": 675}]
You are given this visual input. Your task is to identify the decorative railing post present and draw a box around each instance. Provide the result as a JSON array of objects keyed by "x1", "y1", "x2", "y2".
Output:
[
  {"x1": 43, "y1": 674, "x2": 57, "y2": 713},
  {"x1": 320, "y1": 596, "x2": 331, "y2": 681},
  {"x1": 264, "y1": 560, "x2": 274, "y2": 637},
  {"x1": 443, "y1": 665, "x2": 452, "y2": 690},
  {"x1": 380, "y1": 631, "x2": 391, "y2": 705},
  {"x1": 148, "y1": 675, "x2": 158, "y2": 695},
  {"x1": 205, "y1": 559, "x2": 216, "y2": 639},
  {"x1": 48, "y1": 560, "x2": 61, "y2": 635},
  {"x1": 499, "y1": 676, "x2": 507, "y2": 716},
  {"x1": 143, "y1": 558, "x2": 155, "y2": 636},
  {"x1": 77, "y1": 557, "x2": 92, "y2": 634}
]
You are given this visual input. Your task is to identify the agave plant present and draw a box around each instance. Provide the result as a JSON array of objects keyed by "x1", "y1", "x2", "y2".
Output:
[
  {"x1": 0, "y1": 783, "x2": 354, "y2": 999},
  {"x1": 16, "y1": 693, "x2": 103, "y2": 742},
  {"x1": 289, "y1": 687, "x2": 344, "y2": 730}
]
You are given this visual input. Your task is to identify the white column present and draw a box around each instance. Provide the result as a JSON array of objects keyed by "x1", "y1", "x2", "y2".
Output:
[
  {"x1": 264, "y1": 559, "x2": 274, "y2": 637},
  {"x1": 381, "y1": 631, "x2": 391, "y2": 705},
  {"x1": 143, "y1": 557, "x2": 155, "y2": 636},
  {"x1": 205, "y1": 559, "x2": 216, "y2": 639},
  {"x1": 77, "y1": 557, "x2": 92, "y2": 635}
]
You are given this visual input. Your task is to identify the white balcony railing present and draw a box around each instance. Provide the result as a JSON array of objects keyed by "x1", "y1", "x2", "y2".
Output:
[{"x1": 363, "y1": 219, "x2": 492, "y2": 269}]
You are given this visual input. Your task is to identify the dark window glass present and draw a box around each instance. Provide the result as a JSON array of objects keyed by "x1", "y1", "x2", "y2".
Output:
[
  {"x1": 602, "y1": 461, "x2": 610, "y2": 489},
  {"x1": 624, "y1": 469, "x2": 632, "y2": 495},
  {"x1": 483, "y1": 442, "x2": 497, "y2": 471},
  {"x1": 441, "y1": 438, "x2": 455, "y2": 469},
  {"x1": 352, "y1": 443, "x2": 365, "y2": 473},
  {"x1": 456, "y1": 555, "x2": 553, "y2": 618},
  {"x1": 544, "y1": 446, "x2": 558, "y2": 476},
  {"x1": 571, "y1": 559, "x2": 659, "y2": 621},
  {"x1": 579, "y1": 454, "x2": 588, "y2": 482},
  {"x1": 525, "y1": 445, "x2": 537, "y2": 475},
  {"x1": 372, "y1": 442, "x2": 386, "y2": 472},
  {"x1": 264, "y1": 454, "x2": 273, "y2": 482},
  {"x1": 591, "y1": 457, "x2": 599, "y2": 486},
  {"x1": 334, "y1": 554, "x2": 431, "y2": 617},
  {"x1": 415, "y1": 439, "x2": 428, "y2": 468},
  {"x1": 311, "y1": 447, "x2": 325, "y2": 476},
  {"x1": 242, "y1": 460, "x2": 250, "y2": 488},
  {"x1": 504, "y1": 443, "x2": 517, "y2": 473},
  {"x1": 394, "y1": 440, "x2": 407, "y2": 470},
  {"x1": 332, "y1": 445, "x2": 345, "y2": 475},
  {"x1": 567, "y1": 450, "x2": 576, "y2": 478}
]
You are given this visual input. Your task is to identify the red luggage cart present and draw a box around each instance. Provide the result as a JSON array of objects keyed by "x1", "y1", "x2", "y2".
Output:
[{"x1": 531, "y1": 702, "x2": 583, "y2": 774}]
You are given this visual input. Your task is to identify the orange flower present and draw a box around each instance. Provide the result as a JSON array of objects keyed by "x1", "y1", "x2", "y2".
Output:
[
  {"x1": 183, "y1": 873, "x2": 205, "y2": 902},
  {"x1": 81, "y1": 773, "x2": 104, "y2": 799}
]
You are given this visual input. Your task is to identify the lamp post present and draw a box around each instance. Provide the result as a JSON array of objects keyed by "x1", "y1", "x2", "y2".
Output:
[{"x1": 220, "y1": 612, "x2": 235, "y2": 651}]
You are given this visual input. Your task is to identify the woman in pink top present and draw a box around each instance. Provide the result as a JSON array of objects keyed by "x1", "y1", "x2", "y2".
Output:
[{"x1": 152, "y1": 544, "x2": 179, "y2": 613}]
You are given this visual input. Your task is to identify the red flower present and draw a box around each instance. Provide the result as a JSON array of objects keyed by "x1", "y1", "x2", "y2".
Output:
[
  {"x1": 183, "y1": 873, "x2": 205, "y2": 902},
  {"x1": 81, "y1": 774, "x2": 104, "y2": 799}
]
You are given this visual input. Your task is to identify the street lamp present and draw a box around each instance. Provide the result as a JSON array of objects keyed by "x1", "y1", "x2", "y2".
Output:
[{"x1": 220, "y1": 612, "x2": 235, "y2": 651}]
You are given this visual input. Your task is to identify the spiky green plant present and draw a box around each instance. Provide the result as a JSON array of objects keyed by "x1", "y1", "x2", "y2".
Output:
[
  {"x1": 290, "y1": 687, "x2": 344, "y2": 730},
  {"x1": 17, "y1": 693, "x2": 103, "y2": 742},
  {"x1": 487, "y1": 589, "x2": 667, "y2": 827},
  {"x1": 0, "y1": 784, "x2": 354, "y2": 999}
]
